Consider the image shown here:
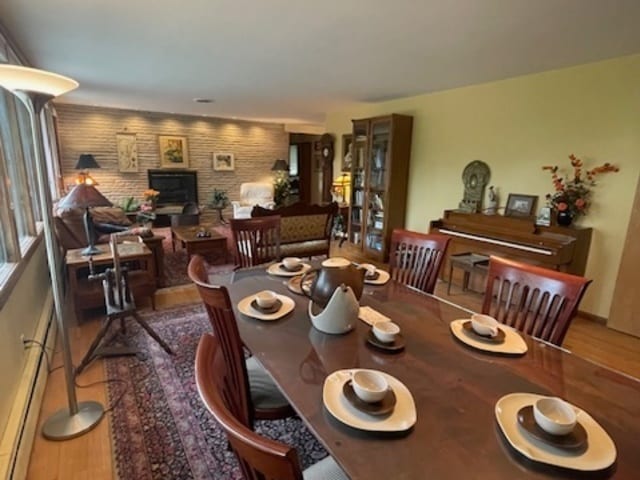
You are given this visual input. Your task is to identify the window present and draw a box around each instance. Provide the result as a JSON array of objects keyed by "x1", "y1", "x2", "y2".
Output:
[{"x1": 0, "y1": 35, "x2": 61, "y2": 302}]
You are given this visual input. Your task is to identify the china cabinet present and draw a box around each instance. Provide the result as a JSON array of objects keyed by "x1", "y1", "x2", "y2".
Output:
[{"x1": 345, "y1": 114, "x2": 413, "y2": 262}]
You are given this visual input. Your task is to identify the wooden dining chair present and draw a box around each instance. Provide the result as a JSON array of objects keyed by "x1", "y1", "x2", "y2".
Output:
[
  {"x1": 188, "y1": 254, "x2": 293, "y2": 425},
  {"x1": 230, "y1": 215, "x2": 281, "y2": 268},
  {"x1": 482, "y1": 256, "x2": 592, "y2": 346},
  {"x1": 195, "y1": 333, "x2": 348, "y2": 480},
  {"x1": 389, "y1": 229, "x2": 451, "y2": 294}
]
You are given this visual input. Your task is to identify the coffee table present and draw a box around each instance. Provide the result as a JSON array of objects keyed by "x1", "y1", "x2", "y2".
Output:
[{"x1": 171, "y1": 224, "x2": 228, "y2": 265}]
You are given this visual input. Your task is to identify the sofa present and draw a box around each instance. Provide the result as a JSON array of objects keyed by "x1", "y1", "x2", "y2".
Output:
[
  {"x1": 251, "y1": 202, "x2": 338, "y2": 258},
  {"x1": 54, "y1": 205, "x2": 134, "y2": 251},
  {"x1": 232, "y1": 182, "x2": 275, "y2": 219}
]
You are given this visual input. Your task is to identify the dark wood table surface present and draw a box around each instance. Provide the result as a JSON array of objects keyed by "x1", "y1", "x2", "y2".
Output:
[{"x1": 228, "y1": 268, "x2": 640, "y2": 479}]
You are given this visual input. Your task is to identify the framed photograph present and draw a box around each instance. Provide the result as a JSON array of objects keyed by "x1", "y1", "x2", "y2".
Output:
[
  {"x1": 342, "y1": 134, "x2": 353, "y2": 172},
  {"x1": 505, "y1": 194, "x2": 538, "y2": 217},
  {"x1": 536, "y1": 206, "x2": 552, "y2": 226},
  {"x1": 159, "y1": 135, "x2": 189, "y2": 168},
  {"x1": 213, "y1": 152, "x2": 235, "y2": 171},
  {"x1": 116, "y1": 133, "x2": 138, "y2": 172}
]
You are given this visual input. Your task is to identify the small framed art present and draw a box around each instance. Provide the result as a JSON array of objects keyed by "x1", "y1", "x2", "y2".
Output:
[
  {"x1": 505, "y1": 194, "x2": 538, "y2": 217},
  {"x1": 213, "y1": 152, "x2": 235, "y2": 171}
]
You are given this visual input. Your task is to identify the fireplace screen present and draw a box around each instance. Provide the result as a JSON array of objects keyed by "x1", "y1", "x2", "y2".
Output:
[{"x1": 147, "y1": 170, "x2": 198, "y2": 206}]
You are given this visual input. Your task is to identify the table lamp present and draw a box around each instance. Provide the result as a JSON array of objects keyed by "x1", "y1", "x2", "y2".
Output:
[
  {"x1": 271, "y1": 158, "x2": 289, "y2": 172},
  {"x1": 58, "y1": 184, "x2": 112, "y2": 255},
  {"x1": 0, "y1": 64, "x2": 105, "y2": 440},
  {"x1": 75, "y1": 153, "x2": 100, "y2": 185}
]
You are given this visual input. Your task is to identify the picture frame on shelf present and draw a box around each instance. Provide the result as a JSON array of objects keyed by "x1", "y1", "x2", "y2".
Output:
[
  {"x1": 505, "y1": 194, "x2": 538, "y2": 217},
  {"x1": 536, "y1": 206, "x2": 552, "y2": 226},
  {"x1": 159, "y1": 135, "x2": 189, "y2": 168},
  {"x1": 213, "y1": 152, "x2": 235, "y2": 171},
  {"x1": 342, "y1": 134, "x2": 353, "y2": 172}
]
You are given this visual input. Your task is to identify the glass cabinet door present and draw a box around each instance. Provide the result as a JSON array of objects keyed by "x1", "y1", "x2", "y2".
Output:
[
  {"x1": 348, "y1": 121, "x2": 368, "y2": 246},
  {"x1": 364, "y1": 119, "x2": 391, "y2": 255}
]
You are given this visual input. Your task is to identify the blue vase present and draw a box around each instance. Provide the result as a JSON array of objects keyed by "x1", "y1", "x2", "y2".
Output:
[{"x1": 557, "y1": 210, "x2": 573, "y2": 226}]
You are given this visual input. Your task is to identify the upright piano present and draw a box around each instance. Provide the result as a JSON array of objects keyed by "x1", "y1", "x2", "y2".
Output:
[{"x1": 429, "y1": 210, "x2": 592, "y2": 276}]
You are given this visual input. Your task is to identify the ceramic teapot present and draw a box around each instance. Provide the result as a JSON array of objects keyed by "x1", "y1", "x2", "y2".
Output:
[
  {"x1": 308, "y1": 284, "x2": 359, "y2": 334},
  {"x1": 301, "y1": 258, "x2": 365, "y2": 309}
]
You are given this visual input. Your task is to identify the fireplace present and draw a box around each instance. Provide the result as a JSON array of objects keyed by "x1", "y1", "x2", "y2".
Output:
[{"x1": 148, "y1": 170, "x2": 198, "y2": 206}]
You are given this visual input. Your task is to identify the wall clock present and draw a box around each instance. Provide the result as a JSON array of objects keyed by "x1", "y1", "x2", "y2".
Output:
[{"x1": 320, "y1": 133, "x2": 334, "y2": 162}]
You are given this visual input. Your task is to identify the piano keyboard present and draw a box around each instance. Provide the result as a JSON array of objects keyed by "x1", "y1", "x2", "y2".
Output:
[{"x1": 438, "y1": 229, "x2": 553, "y2": 256}]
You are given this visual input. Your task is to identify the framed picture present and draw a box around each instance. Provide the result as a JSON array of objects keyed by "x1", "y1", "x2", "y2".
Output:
[
  {"x1": 536, "y1": 206, "x2": 552, "y2": 226},
  {"x1": 505, "y1": 194, "x2": 538, "y2": 217},
  {"x1": 116, "y1": 133, "x2": 138, "y2": 172},
  {"x1": 213, "y1": 152, "x2": 235, "y2": 171},
  {"x1": 159, "y1": 135, "x2": 189, "y2": 168},
  {"x1": 342, "y1": 134, "x2": 353, "y2": 172}
]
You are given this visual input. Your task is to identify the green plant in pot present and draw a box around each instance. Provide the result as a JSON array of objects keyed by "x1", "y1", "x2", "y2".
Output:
[
  {"x1": 210, "y1": 188, "x2": 229, "y2": 208},
  {"x1": 121, "y1": 196, "x2": 139, "y2": 212},
  {"x1": 274, "y1": 176, "x2": 291, "y2": 207}
]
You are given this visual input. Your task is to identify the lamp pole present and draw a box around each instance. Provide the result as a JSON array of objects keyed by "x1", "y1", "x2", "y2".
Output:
[{"x1": 0, "y1": 65, "x2": 104, "y2": 440}]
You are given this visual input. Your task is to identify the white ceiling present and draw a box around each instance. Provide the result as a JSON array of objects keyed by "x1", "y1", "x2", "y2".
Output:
[{"x1": 1, "y1": 0, "x2": 639, "y2": 125}]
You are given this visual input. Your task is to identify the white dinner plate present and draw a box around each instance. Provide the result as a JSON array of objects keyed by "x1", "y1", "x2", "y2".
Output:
[
  {"x1": 237, "y1": 293, "x2": 295, "y2": 321},
  {"x1": 495, "y1": 393, "x2": 617, "y2": 471},
  {"x1": 364, "y1": 269, "x2": 390, "y2": 285},
  {"x1": 323, "y1": 369, "x2": 416, "y2": 432},
  {"x1": 450, "y1": 319, "x2": 528, "y2": 354},
  {"x1": 266, "y1": 262, "x2": 312, "y2": 277}
]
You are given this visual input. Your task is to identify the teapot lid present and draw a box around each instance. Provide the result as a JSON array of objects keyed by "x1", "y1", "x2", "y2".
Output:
[{"x1": 322, "y1": 257, "x2": 351, "y2": 268}]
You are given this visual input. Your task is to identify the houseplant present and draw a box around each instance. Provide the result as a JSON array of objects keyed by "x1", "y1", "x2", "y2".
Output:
[
  {"x1": 542, "y1": 154, "x2": 619, "y2": 226},
  {"x1": 274, "y1": 176, "x2": 291, "y2": 207},
  {"x1": 210, "y1": 188, "x2": 229, "y2": 208}
]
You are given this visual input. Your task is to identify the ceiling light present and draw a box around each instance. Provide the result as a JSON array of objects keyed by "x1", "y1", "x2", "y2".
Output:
[{"x1": 193, "y1": 98, "x2": 214, "y2": 103}]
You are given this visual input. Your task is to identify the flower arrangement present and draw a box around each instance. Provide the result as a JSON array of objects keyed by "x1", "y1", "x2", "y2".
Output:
[
  {"x1": 136, "y1": 203, "x2": 156, "y2": 225},
  {"x1": 143, "y1": 189, "x2": 160, "y2": 204},
  {"x1": 542, "y1": 154, "x2": 619, "y2": 219}
]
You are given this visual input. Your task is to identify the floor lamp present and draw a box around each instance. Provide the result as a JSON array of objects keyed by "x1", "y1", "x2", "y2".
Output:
[{"x1": 0, "y1": 65, "x2": 104, "y2": 439}]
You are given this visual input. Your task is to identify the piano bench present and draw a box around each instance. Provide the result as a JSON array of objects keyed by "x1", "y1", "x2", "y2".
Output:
[{"x1": 447, "y1": 253, "x2": 490, "y2": 295}]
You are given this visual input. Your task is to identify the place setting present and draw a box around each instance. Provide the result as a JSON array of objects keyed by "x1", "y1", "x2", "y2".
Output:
[
  {"x1": 286, "y1": 273, "x2": 314, "y2": 296},
  {"x1": 359, "y1": 262, "x2": 390, "y2": 286},
  {"x1": 322, "y1": 369, "x2": 417, "y2": 432},
  {"x1": 237, "y1": 289, "x2": 295, "y2": 321},
  {"x1": 367, "y1": 320, "x2": 406, "y2": 352},
  {"x1": 495, "y1": 393, "x2": 617, "y2": 472},
  {"x1": 450, "y1": 313, "x2": 528, "y2": 354},
  {"x1": 266, "y1": 256, "x2": 312, "y2": 277}
]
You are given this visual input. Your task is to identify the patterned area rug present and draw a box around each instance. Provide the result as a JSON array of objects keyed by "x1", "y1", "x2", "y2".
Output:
[
  {"x1": 106, "y1": 304, "x2": 328, "y2": 480},
  {"x1": 155, "y1": 226, "x2": 236, "y2": 287}
]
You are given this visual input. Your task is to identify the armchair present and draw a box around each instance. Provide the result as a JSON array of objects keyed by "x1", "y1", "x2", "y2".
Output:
[{"x1": 231, "y1": 182, "x2": 275, "y2": 219}]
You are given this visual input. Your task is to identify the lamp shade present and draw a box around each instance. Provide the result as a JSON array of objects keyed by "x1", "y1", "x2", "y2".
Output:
[
  {"x1": 271, "y1": 159, "x2": 289, "y2": 171},
  {"x1": 58, "y1": 184, "x2": 112, "y2": 209},
  {"x1": 75, "y1": 154, "x2": 100, "y2": 170},
  {"x1": 0, "y1": 64, "x2": 78, "y2": 96}
]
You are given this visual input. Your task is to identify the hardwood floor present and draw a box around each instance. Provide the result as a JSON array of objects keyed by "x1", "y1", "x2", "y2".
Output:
[{"x1": 26, "y1": 277, "x2": 640, "y2": 479}]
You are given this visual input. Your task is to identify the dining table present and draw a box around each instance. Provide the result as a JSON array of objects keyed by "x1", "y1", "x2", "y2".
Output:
[{"x1": 228, "y1": 265, "x2": 640, "y2": 479}]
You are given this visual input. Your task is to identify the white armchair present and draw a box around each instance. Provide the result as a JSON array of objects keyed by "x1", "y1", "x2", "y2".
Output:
[{"x1": 232, "y1": 182, "x2": 275, "y2": 219}]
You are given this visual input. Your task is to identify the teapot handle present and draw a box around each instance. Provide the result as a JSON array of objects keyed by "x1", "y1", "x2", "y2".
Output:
[{"x1": 300, "y1": 268, "x2": 319, "y2": 299}]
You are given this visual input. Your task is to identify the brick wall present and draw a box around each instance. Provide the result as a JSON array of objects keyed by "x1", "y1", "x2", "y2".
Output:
[{"x1": 54, "y1": 103, "x2": 289, "y2": 222}]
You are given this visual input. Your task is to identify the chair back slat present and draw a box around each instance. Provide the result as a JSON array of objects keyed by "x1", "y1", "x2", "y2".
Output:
[
  {"x1": 230, "y1": 216, "x2": 281, "y2": 268},
  {"x1": 482, "y1": 256, "x2": 591, "y2": 346},
  {"x1": 188, "y1": 255, "x2": 254, "y2": 427},
  {"x1": 195, "y1": 334, "x2": 304, "y2": 480},
  {"x1": 389, "y1": 229, "x2": 450, "y2": 294}
]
